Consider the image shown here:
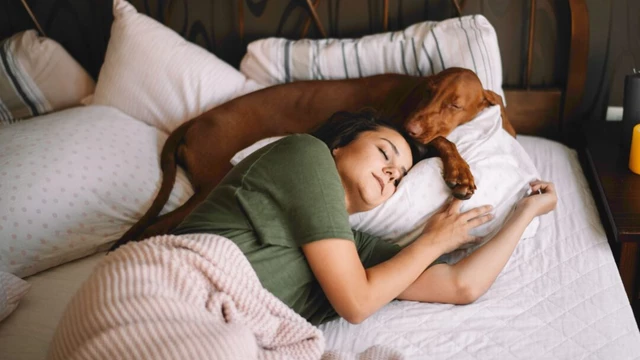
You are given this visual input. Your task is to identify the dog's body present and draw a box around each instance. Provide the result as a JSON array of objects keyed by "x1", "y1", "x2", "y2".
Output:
[{"x1": 112, "y1": 67, "x2": 515, "y2": 249}]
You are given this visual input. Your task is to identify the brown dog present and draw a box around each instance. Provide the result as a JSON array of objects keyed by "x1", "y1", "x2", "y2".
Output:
[{"x1": 111, "y1": 67, "x2": 515, "y2": 249}]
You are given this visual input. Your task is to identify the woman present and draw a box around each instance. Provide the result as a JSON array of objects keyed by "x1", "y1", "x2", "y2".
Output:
[{"x1": 172, "y1": 109, "x2": 557, "y2": 325}]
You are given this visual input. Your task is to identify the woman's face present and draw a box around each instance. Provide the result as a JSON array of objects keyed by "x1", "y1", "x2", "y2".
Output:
[{"x1": 333, "y1": 126, "x2": 413, "y2": 214}]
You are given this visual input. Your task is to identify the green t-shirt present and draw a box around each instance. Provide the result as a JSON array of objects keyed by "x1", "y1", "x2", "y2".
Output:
[{"x1": 174, "y1": 134, "x2": 401, "y2": 325}]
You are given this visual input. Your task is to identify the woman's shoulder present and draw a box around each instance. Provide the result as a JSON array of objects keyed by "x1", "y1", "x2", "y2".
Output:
[
  {"x1": 278, "y1": 134, "x2": 328, "y2": 150},
  {"x1": 270, "y1": 134, "x2": 331, "y2": 160}
]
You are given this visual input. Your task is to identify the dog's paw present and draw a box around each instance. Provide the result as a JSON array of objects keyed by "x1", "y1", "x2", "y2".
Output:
[
  {"x1": 451, "y1": 184, "x2": 475, "y2": 200},
  {"x1": 443, "y1": 163, "x2": 476, "y2": 200}
]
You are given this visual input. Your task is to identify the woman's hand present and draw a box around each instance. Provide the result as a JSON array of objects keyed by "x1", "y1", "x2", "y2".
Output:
[
  {"x1": 516, "y1": 180, "x2": 557, "y2": 218},
  {"x1": 419, "y1": 199, "x2": 494, "y2": 254}
]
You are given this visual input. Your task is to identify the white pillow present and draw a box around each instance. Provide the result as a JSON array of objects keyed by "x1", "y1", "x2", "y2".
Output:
[
  {"x1": 0, "y1": 30, "x2": 95, "y2": 125},
  {"x1": 0, "y1": 271, "x2": 30, "y2": 322},
  {"x1": 89, "y1": 0, "x2": 263, "y2": 134},
  {"x1": 240, "y1": 15, "x2": 504, "y2": 100},
  {"x1": 0, "y1": 106, "x2": 193, "y2": 278},
  {"x1": 230, "y1": 106, "x2": 539, "y2": 264},
  {"x1": 350, "y1": 106, "x2": 539, "y2": 263}
]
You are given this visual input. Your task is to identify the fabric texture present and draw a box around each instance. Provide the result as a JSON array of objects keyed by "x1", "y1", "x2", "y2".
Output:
[
  {"x1": 89, "y1": 0, "x2": 262, "y2": 133},
  {"x1": 240, "y1": 15, "x2": 504, "y2": 100},
  {"x1": 47, "y1": 233, "x2": 403, "y2": 360},
  {"x1": 0, "y1": 30, "x2": 95, "y2": 125},
  {"x1": 230, "y1": 106, "x2": 539, "y2": 263},
  {"x1": 176, "y1": 135, "x2": 400, "y2": 325},
  {"x1": 0, "y1": 105, "x2": 193, "y2": 278},
  {"x1": 0, "y1": 271, "x2": 30, "y2": 322}
]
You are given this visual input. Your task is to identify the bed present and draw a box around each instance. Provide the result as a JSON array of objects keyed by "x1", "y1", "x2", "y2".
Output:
[{"x1": 0, "y1": 0, "x2": 639, "y2": 359}]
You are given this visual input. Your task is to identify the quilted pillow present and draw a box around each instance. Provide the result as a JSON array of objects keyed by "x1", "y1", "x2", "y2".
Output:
[
  {"x1": 231, "y1": 106, "x2": 539, "y2": 263},
  {"x1": 89, "y1": 0, "x2": 262, "y2": 134},
  {"x1": 0, "y1": 30, "x2": 95, "y2": 125},
  {"x1": 240, "y1": 15, "x2": 504, "y2": 100},
  {"x1": 0, "y1": 106, "x2": 193, "y2": 278}
]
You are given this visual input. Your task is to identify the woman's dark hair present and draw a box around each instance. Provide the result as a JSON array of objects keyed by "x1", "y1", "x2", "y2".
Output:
[{"x1": 312, "y1": 108, "x2": 422, "y2": 166}]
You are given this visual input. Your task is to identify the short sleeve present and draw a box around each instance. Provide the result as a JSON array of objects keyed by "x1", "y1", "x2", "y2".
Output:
[
  {"x1": 354, "y1": 230, "x2": 402, "y2": 268},
  {"x1": 237, "y1": 135, "x2": 355, "y2": 247}
]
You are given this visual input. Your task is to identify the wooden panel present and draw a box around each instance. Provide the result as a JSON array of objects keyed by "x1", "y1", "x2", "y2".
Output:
[
  {"x1": 504, "y1": 89, "x2": 562, "y2": 138},
  {"x1": 562, "y1": 0, "x2": 589, "y2": 134},
  {"x1": 620, "y1": 242, "x2": 639, "y2": 302}
]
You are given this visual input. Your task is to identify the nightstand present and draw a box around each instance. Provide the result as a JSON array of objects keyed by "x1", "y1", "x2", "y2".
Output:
[{"x1": 581, "y1": 121, "x2": 640, "y2": 318}]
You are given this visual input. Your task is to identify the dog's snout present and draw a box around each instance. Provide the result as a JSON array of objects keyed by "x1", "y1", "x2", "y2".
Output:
[{"x1": 405, "y1": 122, "x2": 423, "y2": 138}]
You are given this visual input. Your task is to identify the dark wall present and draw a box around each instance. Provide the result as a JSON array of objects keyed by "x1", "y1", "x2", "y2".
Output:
[
  {"x1": 1, "y1": 0, "x2": 637, "y2": 124},
  {"x1": 582, "y1": 0, "x2": 640, "y2": 123},
  {"x1": 0, "y1": 0, "x2": 113, "y2": 80}
]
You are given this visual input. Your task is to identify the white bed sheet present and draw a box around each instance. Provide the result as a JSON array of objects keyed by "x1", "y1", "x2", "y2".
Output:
[
  {"x1": 320, "y1": 135, "x2": 640, "y2": 359},
  {"x1": 0, "y1": 136, "x2": 638, "y2": 360}
]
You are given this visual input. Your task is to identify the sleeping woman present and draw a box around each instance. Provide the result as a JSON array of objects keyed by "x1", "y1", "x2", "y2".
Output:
[{"x1": 170, "y1": 109, "x2": 558, "y2": 325}]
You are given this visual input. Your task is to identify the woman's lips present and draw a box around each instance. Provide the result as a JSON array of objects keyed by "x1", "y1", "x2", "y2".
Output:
[{"x1": 373, "y1": 173, "x2": 384, "y2": 194}]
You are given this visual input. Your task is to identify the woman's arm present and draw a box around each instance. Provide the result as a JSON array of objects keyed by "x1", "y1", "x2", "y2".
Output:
[
  {"x1": 398, "y1": 180, "x2": 558, "y2": 304},
  {"x1": 397, "y1": 205, "x2": 534, "y2": 303},
  {"x1": 302, "y1": 201, "x2": 493, "y2": 324}
]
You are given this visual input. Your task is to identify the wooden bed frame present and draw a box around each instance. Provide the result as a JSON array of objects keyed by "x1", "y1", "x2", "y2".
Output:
[{"x1": 230, "y1": 0, "x2": 590, "y2": 141}]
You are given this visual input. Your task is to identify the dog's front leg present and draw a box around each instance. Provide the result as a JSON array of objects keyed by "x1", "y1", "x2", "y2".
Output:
[{"x1": 425, "y1": 136, "x2": 476, "y2": 200}]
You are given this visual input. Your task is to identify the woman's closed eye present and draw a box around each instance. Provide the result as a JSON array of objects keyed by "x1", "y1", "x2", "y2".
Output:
[{"x1": 378, "y1": 147, "x2": 389, "y2": 160}]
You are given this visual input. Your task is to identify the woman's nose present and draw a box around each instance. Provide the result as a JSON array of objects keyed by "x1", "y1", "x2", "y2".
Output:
[{"x1": 384, "y1": 167, "x2": 400, "y2": 182}]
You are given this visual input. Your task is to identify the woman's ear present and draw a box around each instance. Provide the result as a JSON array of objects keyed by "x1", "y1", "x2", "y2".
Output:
[{"x1": 332, "y1": 147, "x2": 341, "y2": 156}]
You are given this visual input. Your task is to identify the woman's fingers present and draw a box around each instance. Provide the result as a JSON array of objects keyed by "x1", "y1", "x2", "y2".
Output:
[
  {"x1": 530, "y1": 180, "x2": 555, "y2": 194},
  {"x1": 448, "y1": 198, "x2": 464, "y2": 214},
  {"x1": 463, "y1": 204, "x2": 493, "y2": 221},
  {"x1": 467, "y1": 212, "x2": 494, "y2": 228}
]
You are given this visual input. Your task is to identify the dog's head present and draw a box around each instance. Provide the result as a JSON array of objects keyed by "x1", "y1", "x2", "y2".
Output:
[{"x1": 402, "y1": 67, "x2": 506, "y2": 144}]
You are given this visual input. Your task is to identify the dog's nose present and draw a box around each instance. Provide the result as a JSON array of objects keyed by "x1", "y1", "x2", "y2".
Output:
[{"x1": 405, "y1": 122, "x2": 423, "y2": 138}]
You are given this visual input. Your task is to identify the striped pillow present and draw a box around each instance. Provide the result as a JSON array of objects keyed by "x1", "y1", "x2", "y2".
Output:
[
  {"x1": 240, "y1": 15, "x2": 504, "y2": 101},
  {"x1": 0, "y1": 30, "x2": 95, "y2": 126}
]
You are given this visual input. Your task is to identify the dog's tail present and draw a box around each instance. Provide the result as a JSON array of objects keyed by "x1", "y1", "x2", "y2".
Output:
[{"x1": 109, "y1": 121, "x2": 192, "y2": 251}]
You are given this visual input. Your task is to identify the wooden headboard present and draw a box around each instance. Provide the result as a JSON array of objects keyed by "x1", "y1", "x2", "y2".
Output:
[
  {"x1": 2, "y1": 0, "x2": 589, "y2": 142},
  {"x1": 502, "y1": 0, "x2": 588, "y2": 141}
]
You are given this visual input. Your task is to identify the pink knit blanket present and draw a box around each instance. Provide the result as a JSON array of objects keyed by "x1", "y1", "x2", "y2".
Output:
[{"x1": 48, "y1": 234, "x2": 404, "y2": 360}]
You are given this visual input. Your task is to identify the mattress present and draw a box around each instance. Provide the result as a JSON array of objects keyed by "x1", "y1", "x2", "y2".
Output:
[{"x1": 1, "y1": 136, "x2": 639, "y2": 360}]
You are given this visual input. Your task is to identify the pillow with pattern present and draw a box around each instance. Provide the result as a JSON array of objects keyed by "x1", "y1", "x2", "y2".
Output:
[{"x1": 0, "y1": 30, "x2": 95, "y2": 125}]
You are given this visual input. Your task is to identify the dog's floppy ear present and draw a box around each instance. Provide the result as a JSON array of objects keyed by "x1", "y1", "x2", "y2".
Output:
[
  {"x1": 483, "y1": 89, "x2": 504, "y2": 108},
  {"x1": 483, "y1": 89, "x2": 516, "y2": 137}
]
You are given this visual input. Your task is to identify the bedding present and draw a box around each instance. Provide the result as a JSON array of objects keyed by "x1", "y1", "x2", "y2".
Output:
[
  {"x1": 240, "y1": 14, "x2": 504, "y2": 101},
  {"x1": 0, "y1": 105, "x2": 193, "y2": 278},
  {"x1": 89, "y1": 0, "x2": 262, "y2": 134},
  {"x1": 320, "y1": 136, "x2": 640, "y2": 359},
  {"x1": 1, "y1": 135, "x2": 638, "y2": 360},
  {"x1": 48, "y1": 233, "x2": 400, "y2": 360},
  {"x1": 0, "y1": 271, "x2": 29, "y2": 321},
  {"x1": 0, "y1": 30, "x2": 95, "y2": 125}
]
